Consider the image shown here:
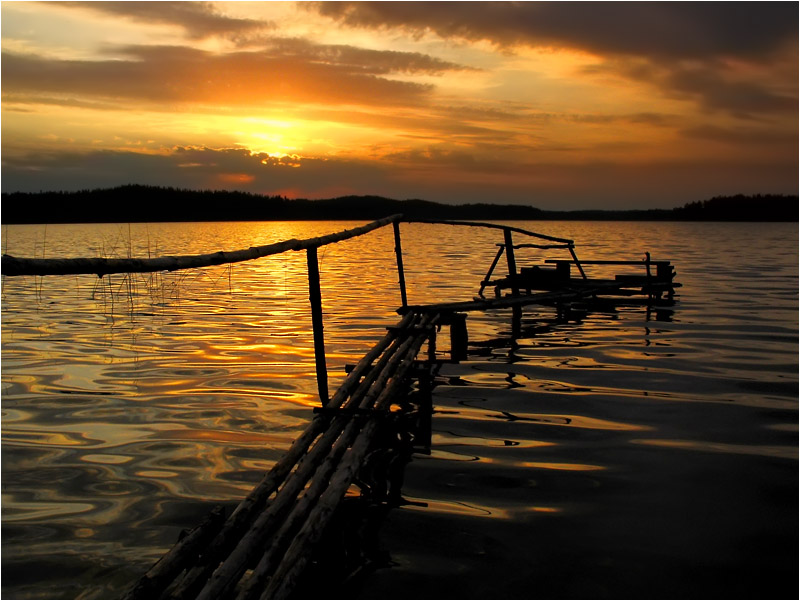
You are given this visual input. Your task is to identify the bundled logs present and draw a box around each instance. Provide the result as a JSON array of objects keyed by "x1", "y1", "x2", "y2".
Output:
[{"x1": 125, "y1": 311, "x2": 440, "y2": 600}]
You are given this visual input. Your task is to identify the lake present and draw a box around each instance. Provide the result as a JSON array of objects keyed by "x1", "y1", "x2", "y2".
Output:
[{"x1": 1, "y1": 220, "x2": 797, "y2": 599}]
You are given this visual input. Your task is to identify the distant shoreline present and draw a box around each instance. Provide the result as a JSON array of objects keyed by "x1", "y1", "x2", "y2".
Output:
[{"x1": 1, "y1": 185, "x2": 796, "y2": 224}]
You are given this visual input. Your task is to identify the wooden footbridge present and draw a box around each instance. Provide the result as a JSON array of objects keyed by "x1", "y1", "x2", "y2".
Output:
[{"x1": 1, "y1": 215, "x2": 679, "y2": 599}]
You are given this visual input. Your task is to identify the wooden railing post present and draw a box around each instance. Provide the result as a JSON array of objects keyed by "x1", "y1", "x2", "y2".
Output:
[
  {"x1": 503, "y1": 228, "x2": 519, "y2": 296},
  {"x1": 393, "y1": 220, "x2": 408, "y2": 308},
  {"x1": 306, "y1": 246, "x2": 329, "y2": 405}
]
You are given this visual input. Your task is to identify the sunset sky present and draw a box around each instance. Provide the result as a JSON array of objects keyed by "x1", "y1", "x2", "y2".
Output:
[{"x1": 2, "y1": 1, "x2": 797, "y2": 209}]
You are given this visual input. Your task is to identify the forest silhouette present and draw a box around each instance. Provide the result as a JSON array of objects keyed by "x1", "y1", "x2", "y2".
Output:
[{"x1": 1, "y1": 185, "x2": 796, "y2": 224}]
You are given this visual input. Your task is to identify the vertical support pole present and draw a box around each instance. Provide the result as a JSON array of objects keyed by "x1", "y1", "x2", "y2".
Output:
[
  {"x1": 393, "y1": 221, "x2": 408, "y2": 308},
  {"x1": 427, "y1": 327, "x2": 437, "y2": 363},
  {"x1": 503, "y1": 228, "x2": 519, "y2": 296},
  {"x1": 512, "y1": 304, "x2": 522, "y2": 339},
  {"x1": 450, "y1": 312, "x2": 468, "y2": 362},
  {"x1": 306, "y1": 246, "x2": 329, "y2": 405}
]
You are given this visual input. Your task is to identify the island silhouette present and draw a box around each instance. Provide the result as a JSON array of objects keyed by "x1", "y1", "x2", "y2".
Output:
[{"x1": 1, "y1": 185, "x2": 796, "y2": 224}]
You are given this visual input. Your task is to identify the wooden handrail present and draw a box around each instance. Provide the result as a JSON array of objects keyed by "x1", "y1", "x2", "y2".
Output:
[
  {"x1": 400, "y1": 218, "x2": 574, "y2": 245},
  {"x1": 0, "y1": 214, "x2": 402, "y2": 277}
]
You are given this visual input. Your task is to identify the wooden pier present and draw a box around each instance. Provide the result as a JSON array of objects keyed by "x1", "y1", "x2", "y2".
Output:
[{"x1": 1, "y1": 215, "x2": 680, "y2": 599}]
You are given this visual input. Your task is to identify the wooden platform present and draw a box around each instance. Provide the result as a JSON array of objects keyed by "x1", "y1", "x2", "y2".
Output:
[
  {"x1": 125, "y1": 311, "x2": 443, "y2": 600},
  {"x1": 0, "y1": 215, "x2": 681, "y2": 599},
  {"x1": 124, "y1": 280, "x2": 678, "y2": 599}
]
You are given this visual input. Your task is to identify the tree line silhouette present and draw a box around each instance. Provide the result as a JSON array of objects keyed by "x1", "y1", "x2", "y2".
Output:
[{"x1": 1, "y1": 185, "x2": 796, "y2": 224}]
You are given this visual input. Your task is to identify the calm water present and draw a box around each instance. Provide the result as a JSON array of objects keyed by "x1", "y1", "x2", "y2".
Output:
[{"x1": 1, "y1": 220, "x2": 797, "y2": 599}]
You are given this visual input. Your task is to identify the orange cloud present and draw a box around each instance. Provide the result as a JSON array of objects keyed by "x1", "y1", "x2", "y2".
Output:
[{"x1": 217, "y1": 172, "x2": 256, "y2": 185}]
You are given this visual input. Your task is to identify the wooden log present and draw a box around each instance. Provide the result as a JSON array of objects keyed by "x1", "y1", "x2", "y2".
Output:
[
  {"x1": 401, "y1": 287, "x2": 596, "y2": 314},
  {"x1": 237, "y1": 318, "x2": 437, "y2": 599},
  {"x1": 196, "y1": 317, "x2": 430, "y2": 599},
  {"x1": 545, "y1": 259, "x2": 672, "y2": 266},
  {"x1": 259, "y1": 319, "x2": 436, "y2": 600},
  {"x1": 478, "y1": 245, "x2": 505, "y2": 297},
  {"x1": 393, "y1": 221, "x2": 408, "y2": 308},
  {"x1": 503, "y1": 229, "x2": 519, "y2": 296},
  {"x1": 1, "y1": 215, "x2": 402, "y2": 277},
  {"x1": 401, "y1": 218, "x2": 573, "y2": 244},
  {"x1": 306, "y1": 246, "x2": 329, "y2": 404},
  {"x1": 167, "y1": 314, "x2": 416, "y2": 599},
  {"x1": 506, "y1": 243, "x2": 574, "y2": 250},
  {"x1": 568, "y1": 245, "x2": 588, "y2": 280}
]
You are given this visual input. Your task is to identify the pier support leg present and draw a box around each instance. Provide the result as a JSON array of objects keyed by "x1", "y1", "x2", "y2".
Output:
[
  {"x1": 512, "y1": 304, "x2": 522, "y2": 339},
  {"x1": 307, "y1": 246, "x2": 329, "y2": 405},
  {"x1": 503, "y1": 229, "x2": 519, "y2": 296},
  {"x1": 450, "y1": 313, "x2": 468, "y2": 361}
]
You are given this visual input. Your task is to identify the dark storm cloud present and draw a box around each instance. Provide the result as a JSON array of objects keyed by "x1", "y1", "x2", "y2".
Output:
[
  {"x1": 665, "y1": 65, "x2": 797, "y2": 116},
  {"x1": 1, "y1": 42, "x2": 444, "y2": 107},
  {"x1": 53, "y1": 1, "x2": 269, "y2": 39},
  {"x1": 309, "y1": 1, "x2": 797, "y2": 61},
  {"x1": 309, "y1": 1, "x2": 799, "y2": 120},
  {"x1": 590, "y1": 58, "x2": 799, "y2": 118}
]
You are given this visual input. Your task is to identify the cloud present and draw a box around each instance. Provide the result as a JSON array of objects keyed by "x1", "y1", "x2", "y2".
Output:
[
  {"x1": 665, "y1": 64, "x2": 797, "y2": 117},
  {"x1": 0, "y1": 146, "x2": 393, "y2": 200},
  {"x1": 680, "y1": 124, "x2": 799, "y2": 149},
  {"x1": 308, "y1": 2, "x2": 797, "y2": 61},
  {"x1": 1, "y1": 43, "x2": 441, "y2": 108},
  {"x1": 591, "y1": 57, "x2": 798, "y2": 119},
  {"x1": 252, "y1": 37, "x2": 477, "y2": 75},
  {"x1": 52, "y1": 1, "x2": 269, "y2": 39},
  {"x1": 309, "y1": 2, "x2": 798, "y2": 120},
  {"x1": 3, "y1": 145, "x2": 796, "y2": 210}
]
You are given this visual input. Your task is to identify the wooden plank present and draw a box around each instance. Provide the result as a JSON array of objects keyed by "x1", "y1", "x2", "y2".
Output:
[{"x1": 545, "y1": 259, "x2": 672, "y2": 266}]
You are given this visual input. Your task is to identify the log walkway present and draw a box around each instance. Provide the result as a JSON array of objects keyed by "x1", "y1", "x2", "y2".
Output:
[{"x1": 1, "y1": 215, "x2": 680, "y2": 599}]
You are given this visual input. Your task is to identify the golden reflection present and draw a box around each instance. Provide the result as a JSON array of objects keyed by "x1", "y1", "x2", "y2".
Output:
[
  {"x1": 405, "y1": 498, "x2": 511, "y2": 520},
  {"x1": 521, "y1": 461, "x2": 605, "y2": 471},
  {"x1": 2, "y1": 501, "x2": 97, "y2": 522},
  {"x1": 135, "y1": 470, "x2": 180, "y2": 479},
  {"x1": 81, "y1": 453, "x2": 134, "y2": 464},
  {"x1": 561, "y1": 415, "x2": 653, "y2": 432},
  {"x1": 432, "y1": 433, "x2": 556, "y2": 449},
  {"x1": 631, "y1": 438, "x2": 798, "y2": 460},
  {"x1": 3, "y1": 430, "x2": 92, "y2": 446},
  {"x1": 157, "y1": 428, "x2": 292, "y2": 445},
  {"x1": 528, "y1": 506, "x2": 563, "y2": 514},
  {"x1": 428, "y1": 448, "x2": 480, "y2": 462}
]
